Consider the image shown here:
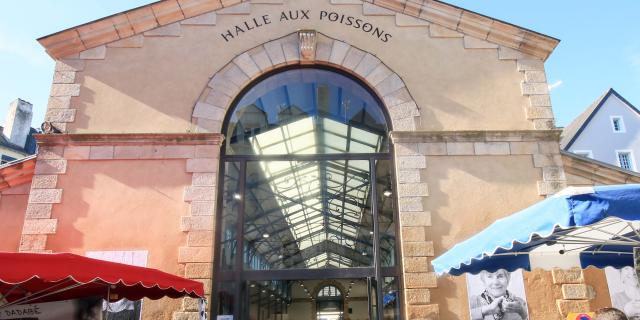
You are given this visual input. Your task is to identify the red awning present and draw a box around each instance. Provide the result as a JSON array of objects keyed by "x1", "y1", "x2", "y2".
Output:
[{"x1": 0, "y1": 252, "x2": 204, "y2": 305}]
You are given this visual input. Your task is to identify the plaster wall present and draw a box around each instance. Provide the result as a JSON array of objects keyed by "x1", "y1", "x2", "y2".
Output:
[
  {"x1": 584, "y1": 268, "x2": 613, "y2": 312},
  {"x1": 423, "y1": 155, "x2": 542, "y2": 253},
  {"x1": 569, "y1": 95, "x2": 640, "y2": 171},
  {"x1": 65, "y1": 0, "x2": 531, "y2": 134},
  {"x1": 0, "y1": 184, "x2": 30, "y2": 252},
  {"x1": 45, "y1": 159, "x2": 191, "y2": 319},
  {"x1": 422, "y1": 155, "x2": 543, "y2": 319}
]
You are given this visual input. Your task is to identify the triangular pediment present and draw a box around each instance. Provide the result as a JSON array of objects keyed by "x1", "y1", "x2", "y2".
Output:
[{"x1": 38, "y1": 0, "x2": 559, "y2": 60}]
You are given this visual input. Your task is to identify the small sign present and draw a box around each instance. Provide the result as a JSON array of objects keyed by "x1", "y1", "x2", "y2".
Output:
[
  {"x1": 0, "y1": 299, "x2": 101, "y2": 320},
  {"x1": 219, "y1": 10, "x2": 392, "y2": 43},
  {"x1": 567, "y1": 312, "x2": 594, "y2": 320},
  {"x1": 216, "y1": 316, "x2": 233, "y2": 320}
]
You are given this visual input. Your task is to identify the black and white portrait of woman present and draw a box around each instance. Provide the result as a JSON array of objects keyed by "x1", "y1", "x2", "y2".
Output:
[
  {"x1": 466, "y1": 269, "x2": 529, "y2": 320},
  {"x1": 605, "y1": 266, "x2": 640, "y2": 319}
]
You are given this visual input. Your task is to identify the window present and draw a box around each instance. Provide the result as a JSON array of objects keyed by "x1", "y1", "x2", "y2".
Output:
[
  {"x1": 318, "y1": 285, "x2": 342, "y2": 298},
  {"x1": 573, "y1": 150, "x2": 593, "y2": 159},
  {"x1": 616, "y1": 151, "x2": 635, "y2": 171},
  {"x1": 316, "y1": 285, "x2": 344, "y2": 320},
  {"x1": 611, "y1": 116, "x2": 625, "y2": 133}
]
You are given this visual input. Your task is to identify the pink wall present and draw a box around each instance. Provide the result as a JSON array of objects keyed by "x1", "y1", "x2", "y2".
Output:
[
  {"x1": 47, "y1": 159, "x2": 191, "y2": 274},
  {"x1": 0, "y1": 184, "x2": 30, "y2": 252}
]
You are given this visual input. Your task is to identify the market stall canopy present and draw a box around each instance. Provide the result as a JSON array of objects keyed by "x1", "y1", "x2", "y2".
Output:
[
  {"x1": 432, "y1": 184, "x2": 640, "y2": 276},
  {"x1": 0, "y1": 252, "x2": 204, "y2": 306}
]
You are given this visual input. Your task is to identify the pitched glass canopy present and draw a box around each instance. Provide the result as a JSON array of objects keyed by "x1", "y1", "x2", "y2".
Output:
[
  {"x1": 244, "y1": 159, "x2": 375, "y2": 269},
  {"x1": 225, "y1": 68, "x2": 389, "y2": 155}
]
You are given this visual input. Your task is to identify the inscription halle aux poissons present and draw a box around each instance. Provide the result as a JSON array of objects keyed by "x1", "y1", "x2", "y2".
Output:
[{"x1": 221, "y1": 9, "x2": 393, "y2": 42}]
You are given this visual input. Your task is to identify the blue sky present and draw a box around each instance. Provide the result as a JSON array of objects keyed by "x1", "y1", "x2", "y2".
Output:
[{"x1": 0, "y1": 1, "x2": 638, "y2": 129}]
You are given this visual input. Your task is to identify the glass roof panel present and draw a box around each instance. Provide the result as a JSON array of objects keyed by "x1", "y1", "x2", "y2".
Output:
[
  {"x1": 323, "y1": 118, "x2": 348, "y2": 135},
  {"x1": 226, "y1": 68, "x2": 389, "y2": 155},
  {"x1": 236, "y1": 71, "x2": 387, "y2": 269},
  {"x1": 349, "y1": 141, "x2": 376, "y2": 154}
]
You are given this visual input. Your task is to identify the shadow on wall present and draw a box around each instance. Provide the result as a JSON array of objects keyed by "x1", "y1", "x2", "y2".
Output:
[
  {"x1": 422, "y1": 155, "x2": 543, "y2": 319},
  {"x1": 0, "y1": 185, "x2": 31, "y2": 251},
  {"x1": 415, "y1": 82, "x2": 483, "y2": 132}
]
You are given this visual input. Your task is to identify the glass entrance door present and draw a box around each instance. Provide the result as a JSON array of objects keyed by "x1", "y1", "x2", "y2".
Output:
[
  {"x1": 242, "y1": 277, "x2": 394, "y2": 320},
  {"x1": 214, "y1": 67, "x2": 401, "y2": 319}
]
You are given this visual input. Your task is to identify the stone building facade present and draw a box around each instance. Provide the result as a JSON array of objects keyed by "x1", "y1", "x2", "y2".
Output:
[{"x1": 0, "y1": 0, "x2": 634, "y2": 319}]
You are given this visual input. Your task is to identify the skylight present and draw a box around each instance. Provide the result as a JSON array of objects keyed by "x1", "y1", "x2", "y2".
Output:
[{"x1": 246, "y1": 116, "x2": 380, "y2": 268}]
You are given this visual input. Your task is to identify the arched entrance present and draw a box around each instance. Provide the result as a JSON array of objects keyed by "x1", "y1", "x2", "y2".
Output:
[
  {"x1": 213, "y1": 66, "x2": 401, "y2": 319},
  {"x1": 316, "y1": 285, "x2": 344, "y2": 320}
]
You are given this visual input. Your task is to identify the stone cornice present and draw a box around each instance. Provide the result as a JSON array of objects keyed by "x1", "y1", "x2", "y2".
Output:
[
  {"x1": 389, "y1": 130, "x2": 562, "y2": 143},
  {"x1": 35, "y1": 133, "x2": 225, "y2": 146},
  {"x1": 37, "y1": 0, "x2": 558, "y2": 60},
  {"x1": 38, "y1": 0, "x2": 247, "y2": 59}
]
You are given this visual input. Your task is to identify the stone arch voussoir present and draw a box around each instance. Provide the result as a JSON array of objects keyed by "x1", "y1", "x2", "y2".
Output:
[{"x1": 191, "y1": 31, "x2": 420, "y2": 133}]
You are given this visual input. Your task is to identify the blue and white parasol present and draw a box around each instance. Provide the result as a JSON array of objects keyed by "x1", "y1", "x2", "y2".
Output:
[{"x1": 432, "y1": 184, "x2": 640, "y2": 275}]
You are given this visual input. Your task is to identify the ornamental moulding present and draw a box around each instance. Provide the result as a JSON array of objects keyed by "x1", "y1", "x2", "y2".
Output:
[
  {"x1": 389, "y1": 130, "x2": 563, "y2": 143},
  {"x1": 34, "y1": 133, "x2": 225, "y2": 146}
]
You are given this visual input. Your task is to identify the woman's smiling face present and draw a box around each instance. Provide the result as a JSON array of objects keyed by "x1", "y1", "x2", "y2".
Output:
[{"x1": 482, "y1": 270, "x2": 509, "y2": 298}]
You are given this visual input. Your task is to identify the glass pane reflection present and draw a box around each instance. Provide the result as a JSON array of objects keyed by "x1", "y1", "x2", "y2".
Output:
[
  {"x1": 226, "y1": 68, "x2": 389, "y2": 155},
  {"x1": 382, "y1": 277, "x2": 400, "y2": 320},
  {"x1": 376, "y1": 160, "x2": 396, "y2": 267},
  {"x1": 244, "y1": 160, "x2": 374, "y2": 270},
  {"x1": 219, "y1": 162, "x2": 241, "y2": 271},
  {"x1": 217, "y1": 281, "x2": 236, "y2": 317}
]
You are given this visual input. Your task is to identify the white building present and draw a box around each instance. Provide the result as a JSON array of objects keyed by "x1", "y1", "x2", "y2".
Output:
[{"x1": 561, "y1": 88, "x2": 640, "y2": 172}]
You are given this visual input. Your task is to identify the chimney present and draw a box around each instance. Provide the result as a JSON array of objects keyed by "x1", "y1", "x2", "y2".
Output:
[{"x1": 4, "y1": 99, "x2": 33, "y2": 148}]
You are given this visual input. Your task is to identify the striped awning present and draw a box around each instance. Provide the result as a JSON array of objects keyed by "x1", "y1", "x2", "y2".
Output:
[{"x1": 432, "y1": 184, "x2": 640, "y2": 275}]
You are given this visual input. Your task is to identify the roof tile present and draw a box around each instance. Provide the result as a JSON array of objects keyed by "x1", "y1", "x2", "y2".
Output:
[
  {"x1": 38, "y1": 29, "x2": 86, "y2": 59},
  {"x1": 77, "y1": 19, "x2": 120, "y2": 49},
  {"x1": 177, "y1": 0, "x2": 223, "y2": 18},
  {"x1": 403, "y1": 0, "x2": 426, "y2": 16},
  {"x1": 520, "y1": 32, "x2": 556, "y2": 60},
  {"x1": 420, "y1": 0, "x2": 462, "y2": 30},
  {"x1": 560, "y1": 90, "x2": 612, "y2": 149},
  {"x1": 221, "y1": 0, "x2": 243, "y2": 7},
  {"x1": 487, "y1": 20, "x2": 525, "y2": 49},
  {"x1": 151, "y1": 0, "x2": 186, "y2": 25},
  {"x1": 111, "y1": 14, "x2": 136, "y2": 38},
  {"x1": 126, "y1": 6, "x2": 159, "y2": 34},
  {"x1": 37, "y1": 0, "x2": 559, "y2": 60},
  {"x1": 457, "y1": 11, "x2": 493, "y2": 40},
  {"x1": 373, "y1": 0, "x2": 407, "y2": 13}
]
